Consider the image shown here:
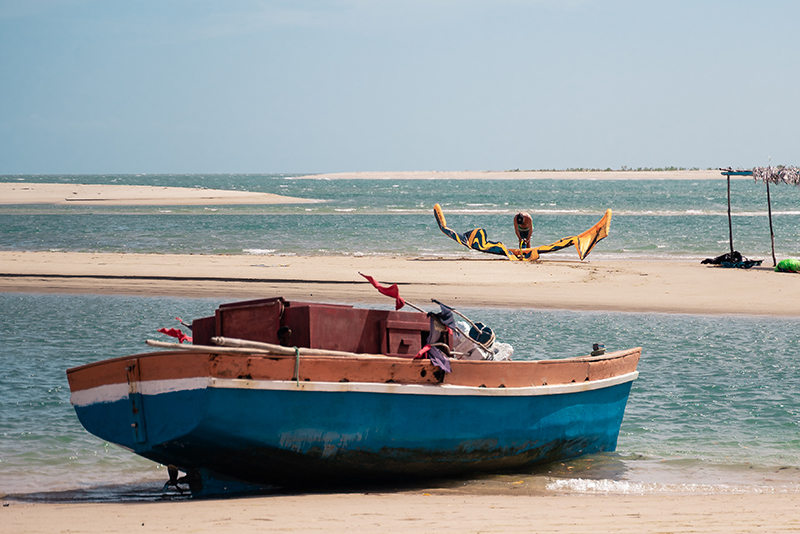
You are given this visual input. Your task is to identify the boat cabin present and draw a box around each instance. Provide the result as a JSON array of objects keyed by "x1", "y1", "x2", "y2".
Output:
[{"x1": 191, "y1": 297, "x2": 440, "y2": 358}]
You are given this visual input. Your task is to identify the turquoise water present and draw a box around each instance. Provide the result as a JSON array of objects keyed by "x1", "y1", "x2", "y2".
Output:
[
  {"x1": 2, "y1": 173, "x2": 800, "y2": 260},
  {"x1": 1, "y1": 174, "x2": 799, "y2": 499}
]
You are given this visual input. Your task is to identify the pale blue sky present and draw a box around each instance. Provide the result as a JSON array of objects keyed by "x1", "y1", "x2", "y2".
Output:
[{"x1": 1, "y1": 0, "x2": 798, "y2": 174}]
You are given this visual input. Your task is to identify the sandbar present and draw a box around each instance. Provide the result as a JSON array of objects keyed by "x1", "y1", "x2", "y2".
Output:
[
  {"x1": 1, "y1": 251, "x2": 798, "y2": 316},
  {"x1": 0, "y1": 183, "x2": 318, "y2": 206}
]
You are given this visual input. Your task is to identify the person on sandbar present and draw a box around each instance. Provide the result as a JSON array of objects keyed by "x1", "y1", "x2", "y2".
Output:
[{"x1": 514, "y1": 212, "x2": 533, "y2": 249}]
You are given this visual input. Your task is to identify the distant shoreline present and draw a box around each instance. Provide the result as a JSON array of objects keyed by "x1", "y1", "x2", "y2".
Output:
[
  {"x1": 0, "y1": 171, "x2": 747, "y2": 205},
  {"x1": 298, "y1": 170, "x2": 739, "y2": 180}
]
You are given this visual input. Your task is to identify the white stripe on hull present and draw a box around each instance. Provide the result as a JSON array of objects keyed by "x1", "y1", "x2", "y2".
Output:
[
  {"x1": 70, "y1": 377, "x2": 208, "y2": 407},
  {"x1": 71, "y1": 372, "x2": 637, "y2": 407}
]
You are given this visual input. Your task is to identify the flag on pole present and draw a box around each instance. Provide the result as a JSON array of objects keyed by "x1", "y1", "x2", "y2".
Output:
[
  {"x1": 157, "y1": 327, "x2": 193, "y2": 344},
  {"x1": 359, "y1": 272, "x2": 405, "y2": 310}
]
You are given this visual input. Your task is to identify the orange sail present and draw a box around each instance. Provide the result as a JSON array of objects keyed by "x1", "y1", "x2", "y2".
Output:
[
  {"x1": 509, "y1": 209, "x2": 612, "y2": 260},
  {"x1": 434, "y1": 204, "x2": 612, "y2": 261}
]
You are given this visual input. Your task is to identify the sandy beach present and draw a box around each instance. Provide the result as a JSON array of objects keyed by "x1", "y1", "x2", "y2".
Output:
[
  {"x1": 4, "y1": 491, "x2": 800, "y2": 534},
  {"x1": 3, "y1": 178, "x2": 800, "y2": 532},
  {"x1": 0, "y1": 182, "x2": 317, "y2": 206}
]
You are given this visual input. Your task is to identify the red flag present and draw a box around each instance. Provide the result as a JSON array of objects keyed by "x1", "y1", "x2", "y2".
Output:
[
  {"x1": 359, "y1": 272, "x2": 405, "y2": 310},
  {"x1": 157, "y1": 327, "x2": 193, "y2": 344}
]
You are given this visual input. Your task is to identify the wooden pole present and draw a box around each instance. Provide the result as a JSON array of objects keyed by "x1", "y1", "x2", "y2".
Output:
[
  {"x1": 767, "y1": 180, "x2": 777, "y2": 266},
  {"x1": 146, "y1": 338, "x2": 387, "y2": 359},
  {"x1": 727, "y1": 174, "x2": 734, "y2": 256},
  {"x1": 211, "y1": 337, "x2": 387, "y2": 358}
]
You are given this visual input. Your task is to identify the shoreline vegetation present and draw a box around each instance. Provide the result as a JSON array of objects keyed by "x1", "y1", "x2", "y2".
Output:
[{"x1": 507, "y1": 165, "x2": 713, "y2": 172}]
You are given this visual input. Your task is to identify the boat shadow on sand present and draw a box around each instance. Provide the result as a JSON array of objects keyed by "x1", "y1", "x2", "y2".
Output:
[{"x1": 5, "y1": 452, "x2": 633, "y2": 503}]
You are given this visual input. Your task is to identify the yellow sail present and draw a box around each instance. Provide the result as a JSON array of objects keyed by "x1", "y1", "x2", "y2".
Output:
[
  {"x1": 510, "y1": 209, "x2": 612, "y2": 261},
  {"x1": 435, "y1": 204, "x2": 612, "y2": 262}
]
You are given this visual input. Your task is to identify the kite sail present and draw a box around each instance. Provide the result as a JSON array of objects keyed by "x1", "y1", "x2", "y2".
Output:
[
  {"x1": 433, "y1": 204, "x2": 612, "y2": 261},
  {"x1": 432, "y1": 205, "x2": 517, "y2": 259}
]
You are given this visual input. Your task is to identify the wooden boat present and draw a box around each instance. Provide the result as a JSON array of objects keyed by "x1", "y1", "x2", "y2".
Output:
[{"x1": 67, "y1": 297, "x2": 641, "y2": 497}]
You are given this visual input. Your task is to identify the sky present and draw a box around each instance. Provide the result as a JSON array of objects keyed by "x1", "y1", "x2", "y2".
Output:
[{"x1": 1, "y1": 0, "x2": 799, "y2": 174}]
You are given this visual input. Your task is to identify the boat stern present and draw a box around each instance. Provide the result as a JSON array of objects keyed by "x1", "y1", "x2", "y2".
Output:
[{"x1": 67, "y1": 351, "x2": 211, "y2": 453}]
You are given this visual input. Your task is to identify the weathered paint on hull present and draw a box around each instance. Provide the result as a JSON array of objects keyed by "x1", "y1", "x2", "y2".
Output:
[{"x1": 72, "y1": 375, "x2": 635, "y2": 495}]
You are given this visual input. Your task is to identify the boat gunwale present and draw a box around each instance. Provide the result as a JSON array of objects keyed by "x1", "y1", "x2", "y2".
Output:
[
  {"x1": 66, "y1": 346, "x2": 643, "y2": 374},
  {"x1": 67, "y1": 347, "x2": 641, "y2": 403}
]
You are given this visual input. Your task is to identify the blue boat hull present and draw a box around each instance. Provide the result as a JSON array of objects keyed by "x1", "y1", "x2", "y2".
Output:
[{"x1": 73, "y1": 376, "x2": 635, "y2": 493}]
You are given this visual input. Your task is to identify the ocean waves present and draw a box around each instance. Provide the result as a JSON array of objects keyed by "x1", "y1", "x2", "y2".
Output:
[{"x1": 2, "y1": 174, "x2": 800, "y2": 262}]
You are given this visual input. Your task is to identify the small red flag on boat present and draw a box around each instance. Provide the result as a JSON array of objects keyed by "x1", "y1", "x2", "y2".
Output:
[
  {"x1": 157, "y1": 327, "x2": 193, "y2": 344},
  {"x1": 359, "y1": 272, "x2": 405, "y2": 310}
]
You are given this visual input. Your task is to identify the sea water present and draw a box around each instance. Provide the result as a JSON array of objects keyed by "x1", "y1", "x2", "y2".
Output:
[
  {"x1": 1, "y1": 174, "x2": 799, "y2": 500},
  {"x1": 1, "y1": 173, "x2": 799, "y2": 260}
]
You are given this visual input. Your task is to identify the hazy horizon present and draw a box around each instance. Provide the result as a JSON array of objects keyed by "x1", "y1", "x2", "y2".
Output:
[{"x1": 2, "y1": 1, "x2": 798, "y2": 174}]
